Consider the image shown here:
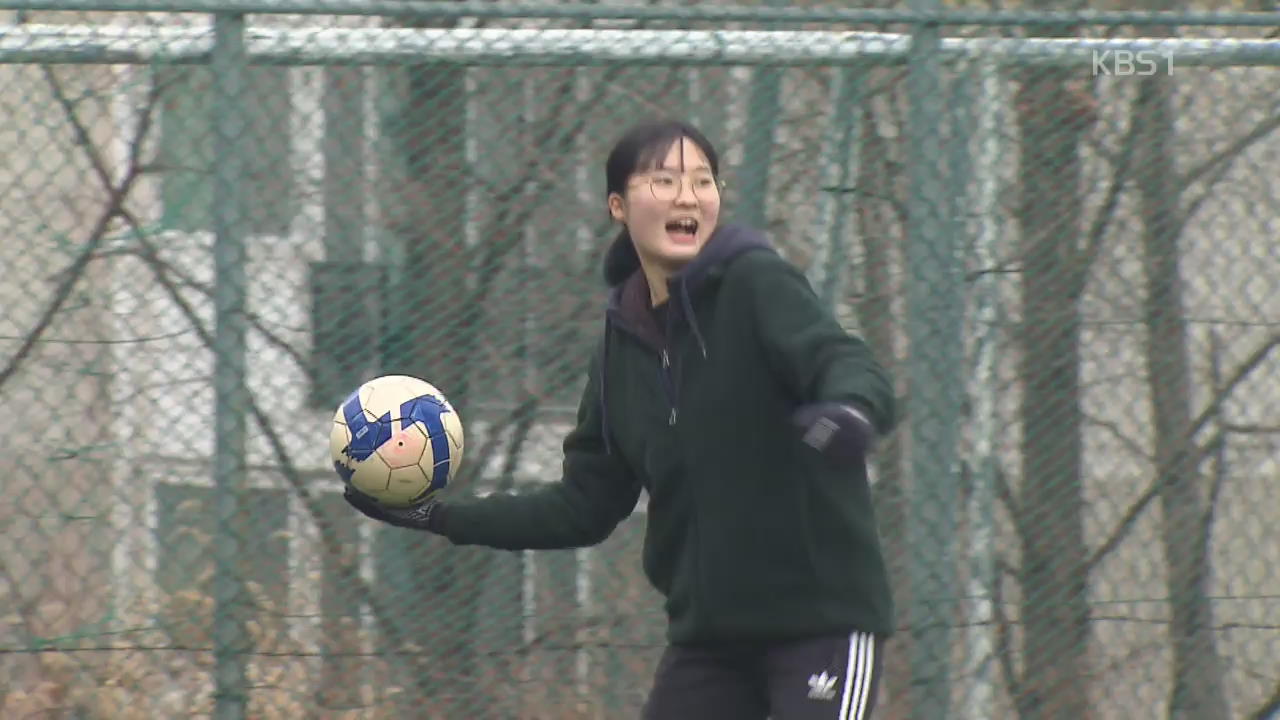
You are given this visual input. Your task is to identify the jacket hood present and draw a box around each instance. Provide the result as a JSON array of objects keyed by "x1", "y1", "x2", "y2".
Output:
[
  {"x1": 603, "y1": 222, "x2": 773, "y2": 290},
  {"x1": 603, "y1": 222, "x2": 773, "y2": 300},
  {"x1": 596, "y1": 223, "x2": 773, "y2": 454}
]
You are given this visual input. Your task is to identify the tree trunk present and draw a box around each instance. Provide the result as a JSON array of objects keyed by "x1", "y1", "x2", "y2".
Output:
[
  {"x1": 857, "y1": 99, "x2": 910, "y2": 720},
  {"x1": 1131, "y1": 66, "x2": 1230, "y2": 720},
  {"x1": 1013, "y1": 61, "x2": 1094, "y2": 720}
]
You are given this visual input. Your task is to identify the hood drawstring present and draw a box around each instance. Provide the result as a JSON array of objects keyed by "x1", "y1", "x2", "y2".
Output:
[
  {"x1": 598, "y1": 284, "x2": 706, "y2": 457},
  {"x1": 598, "y1": 223, "x2": 774, "y2": 455},
  {"x1": 678, "y1": 280, "x2": 708, "y2": 359}
]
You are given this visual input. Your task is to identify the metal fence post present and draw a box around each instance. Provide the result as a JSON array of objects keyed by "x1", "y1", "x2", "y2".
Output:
[
  {"x1": 809, "y1": 66, "x2": 863, "y2": 309},
  {"x1": 736, "y1": 0, "x2": 788, "y2": 230},
  {"x1": 211, "y1": 11, "x2": 250, "y2": 720},
  {"x1": 904, "y1": 6, "x2": 963, "y2": 718},
  {"x1": 961, "y1": 56, "x2": 1006, "y2": 720}
]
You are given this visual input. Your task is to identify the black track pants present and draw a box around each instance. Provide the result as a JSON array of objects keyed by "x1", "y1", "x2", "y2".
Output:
[{"x1": 641, "y1": 631, "x2": 884, "y2": 720}]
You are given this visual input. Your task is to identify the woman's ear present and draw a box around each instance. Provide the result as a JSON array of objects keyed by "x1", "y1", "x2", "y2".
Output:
[{"x1": 607, "y1": 193, "x2": 626, "y2": 222}]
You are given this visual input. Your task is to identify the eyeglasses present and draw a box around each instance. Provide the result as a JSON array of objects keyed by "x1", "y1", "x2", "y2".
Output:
[{"x1": 629, "y1": 170, "x2": 724, "y2": 202}]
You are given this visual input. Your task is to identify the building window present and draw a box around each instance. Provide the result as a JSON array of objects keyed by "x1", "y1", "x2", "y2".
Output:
[
  {"x1": 155, "y1": 66, "x2": 295, "y2": 236},
  {"x1": 306, "y1": 259, "x2": 385, "y2": 411}
]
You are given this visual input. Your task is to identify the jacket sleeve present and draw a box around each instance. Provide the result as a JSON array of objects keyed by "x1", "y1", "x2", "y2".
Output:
[
  {"x1": 435, "y1": 349, "x2": 642, "y2": 550},
  {"x1": 738, "y1": 250, "x2": 898, "y2": 435}
]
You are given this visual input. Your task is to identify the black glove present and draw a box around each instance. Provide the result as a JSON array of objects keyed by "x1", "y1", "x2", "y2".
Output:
[
  {"x1": 791, "y1": 402, "x2": 876, "y2": 468},
  {"x1": 343, "y1": 486, "x2": 445, "y2": 534}
]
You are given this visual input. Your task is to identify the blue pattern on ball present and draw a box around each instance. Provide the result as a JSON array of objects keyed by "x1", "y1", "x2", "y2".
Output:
[
  {"x1": 399, "y1": 395, "x2": 453, "y2": 492},
  {"x1": 339, "y1": 387, "x2": 454, "y2": 494},
  {"x1": 340, "y1": 390, "x2": 391, "y2": 462}
]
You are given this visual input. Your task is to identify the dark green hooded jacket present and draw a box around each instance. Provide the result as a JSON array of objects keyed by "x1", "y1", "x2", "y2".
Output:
[{"x1": 438, "y1": 224, "x2": 898, "y2": 645}]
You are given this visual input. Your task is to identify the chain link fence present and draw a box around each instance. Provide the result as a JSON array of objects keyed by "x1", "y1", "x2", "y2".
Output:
[{"x1": 1, "y1": 3, "x2": 1279, "y2": 719}]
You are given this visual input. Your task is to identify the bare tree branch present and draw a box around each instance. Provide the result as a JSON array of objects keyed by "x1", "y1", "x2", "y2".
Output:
[
  {"x1": 1086, "y1": 332, "x2": 1280, "y2": 571},
  {"x1": 1201, "y1": 437, "x2": 1228, "y2": 542},
  {"x1": 1177, "y1": 144, "x2": 1244, "y2": 238},
  {"x1": 1223, "y1": 423, "x2": 1280, "y2": 435},
  {"x1": 1163, "y1": 114, "x2": 1280, "y2": 308},
  {"x1": 992, "y1": 556, "x2": 1023, "y2": 709},
  {"x1": 995, "y1": 461, "x2": 1021, "y2": 532},
  {"x1": 1177, "y1": 110, "x2": 1280, "y2": 194},
  {"x1": 1079, "y1": 105, "x2": 1140, "y2": 280},
  {"x1": 1186, "y1": 332, "x2": 1280, "y2": 444},
  {"x1": 0, "y1": 71, "x2": 160, "y2": 394},
  {"x1": 35, "y1": 65, "x2": 449, "y2": 702},
  {"x1": 112, "y1": 248, "x2": 311, "y2": 373},
  {"x1": 1084, "y1": 431, "x2": 1201, "y2": 575},
  {"x1": 131, "y1": 232, "x2": 434, "y2": 698},
  {"x1": 1199, "y1": 332, "x2": 1229, "y2": 651},
  {"x1": 1082, "y1": 412, "x2": 1155, "y2": 463}
]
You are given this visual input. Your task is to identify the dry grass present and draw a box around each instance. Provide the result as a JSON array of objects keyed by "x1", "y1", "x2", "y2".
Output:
[{"x1": 1, "y1": 580, "x2": 655, "y2": 720}]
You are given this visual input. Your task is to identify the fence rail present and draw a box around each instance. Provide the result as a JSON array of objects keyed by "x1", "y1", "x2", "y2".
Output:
[
  {"x1": 5, "y1": 0, "x2": 1280, "y2": 26},
  {"x1": 6, "y1": 24, "x2": 1280, "y2": 66},
  {"x1": 2, "y1": 4, "x2": 1278, "y2": 720}
]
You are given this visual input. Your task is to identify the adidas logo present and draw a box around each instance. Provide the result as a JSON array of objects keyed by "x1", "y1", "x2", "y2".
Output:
[{"x1": 807, "y1": 671, "x2": 838, "y2": 701}]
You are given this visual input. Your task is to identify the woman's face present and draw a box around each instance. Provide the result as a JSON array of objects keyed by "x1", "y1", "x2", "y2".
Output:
[{"x1": 608, "y1": 136, "x2": 721, "y2": 277}]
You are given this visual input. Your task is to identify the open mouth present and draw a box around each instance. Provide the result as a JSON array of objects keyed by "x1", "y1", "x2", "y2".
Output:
[{"x1": 665, "y1": 218, "x2": 699, "y2": 243}]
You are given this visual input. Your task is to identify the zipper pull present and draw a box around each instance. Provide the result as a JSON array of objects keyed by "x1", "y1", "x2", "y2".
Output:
[
  {"x1": 661, "y1": 349, "x2": 670, "y2": 368},
  {"x1": 669, "y1": 408, "x2": 678, "y2": 426}
]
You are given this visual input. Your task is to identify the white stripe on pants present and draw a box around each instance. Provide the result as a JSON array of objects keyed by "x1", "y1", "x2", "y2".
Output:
[{"x1": 837, "y1": 631, "x2": 876, "y2": 720}]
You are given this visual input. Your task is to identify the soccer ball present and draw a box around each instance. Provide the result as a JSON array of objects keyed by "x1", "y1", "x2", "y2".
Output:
[{"x1": 329, "y1": 375, "x2": 465, "y2": 507}]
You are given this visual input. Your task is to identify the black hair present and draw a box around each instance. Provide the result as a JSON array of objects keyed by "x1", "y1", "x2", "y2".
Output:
[{"x1": 602, "y1": 119, "x2": 721, "y2": 286}]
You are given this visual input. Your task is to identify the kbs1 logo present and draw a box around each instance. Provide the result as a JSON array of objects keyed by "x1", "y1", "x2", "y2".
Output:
[{"x1": 1092, "y1": 50, "x2": 1175, "y2": 76}]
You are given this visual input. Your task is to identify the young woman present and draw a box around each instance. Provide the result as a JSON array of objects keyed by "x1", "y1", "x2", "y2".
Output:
[{"x1": 345, "y1": 119, "x2": 898, "y2": 720}]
